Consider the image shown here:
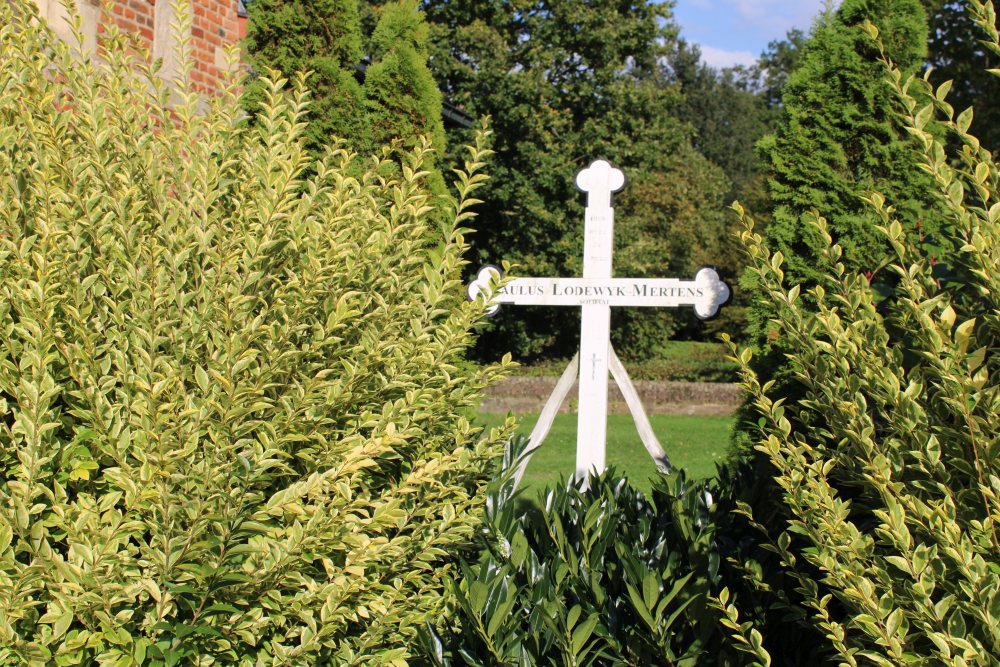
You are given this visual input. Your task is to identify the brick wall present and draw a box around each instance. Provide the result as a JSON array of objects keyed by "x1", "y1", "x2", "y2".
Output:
[
  {"x1": 32, "y1": 0, "x2": 240, "y2": 93},
  {"x1": 109, "y1": 0, "x2": 240, "y2": 92},
  {"x1": 105, "y1": 0, "x2": 154, "y2": 48}
]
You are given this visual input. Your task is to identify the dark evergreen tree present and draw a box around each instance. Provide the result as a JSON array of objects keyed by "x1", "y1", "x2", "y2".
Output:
[
  {"x1": 363, "y1": 0, "x2": 447, "y2": 191},
  {"x1": 922, "y1": 0, "x2": 1000, "y2": 152},
  {"x1": 244, "y1": 0, "x2": 370, "y2": 156},
  {"x1": 736, "y1": 0, "x2": 948, "y2": 452},
  {"x1": 758, "y1": 0, "x2": 943, "y2": 291},
  {"x1": 245, "y1": 0, "x2": 448, "y2": 193}
]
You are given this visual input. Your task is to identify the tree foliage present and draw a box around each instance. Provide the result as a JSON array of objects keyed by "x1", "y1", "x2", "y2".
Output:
[
  {"x1": 757, "y1": 0, "x2": 944, "y2": 290},
  {"x1": 416, "y1": 0, "x2": 735, "y2": 361},
  {"x1": 666, "y1": 40, "x2": 775, "y2": 210},
  {"x1": 748, "y1": 29, "x2": 809, "y2": 111},
  {"x1": 246, "y1": 0, "x2": 447, "y2": 190},
  {"x1": 661, "y1": 34, "x2": 813, "y2": 342},
  {"x1": 244, "y1": 0, "x2": 370, "y2": 156},
  {"x1": 0, "y1": 4, "x2": 511, "y2": 662},
  {"x1": 922, "y1": 0, "x2": 1000, "y2": 152},
  {"x1": 364, "y1": 0, "x2": 448, "y2": 192}
]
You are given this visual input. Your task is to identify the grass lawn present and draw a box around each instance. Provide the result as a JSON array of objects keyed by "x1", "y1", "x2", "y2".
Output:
[{"x1": 477, "y1": 412, "x2": 734, "y2": 497}]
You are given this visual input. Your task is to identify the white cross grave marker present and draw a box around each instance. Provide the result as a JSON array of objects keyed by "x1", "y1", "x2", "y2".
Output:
[{"x1": 468, "y1": 159, "x2": 730, "y2": 486}]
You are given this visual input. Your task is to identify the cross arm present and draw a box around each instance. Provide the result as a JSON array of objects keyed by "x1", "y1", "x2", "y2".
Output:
[{"x1": 467, "y1": 267, "x2": 731, "y2": 318}]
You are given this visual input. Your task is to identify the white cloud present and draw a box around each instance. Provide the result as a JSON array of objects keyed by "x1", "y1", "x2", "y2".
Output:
[
  {"x1": 674, "y1": 0, "x2": 836, "y2": 69},
  {"x1": 698, "y1": 45, "x2": 758, "y2": 69},
  {"x1": 732, "y1": 0, "x2": 770, "y2": 20}
]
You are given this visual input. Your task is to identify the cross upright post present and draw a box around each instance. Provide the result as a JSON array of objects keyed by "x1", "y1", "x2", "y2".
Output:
[{"x1": 574, "y1": 160, "x2": 625, "y2": 479}]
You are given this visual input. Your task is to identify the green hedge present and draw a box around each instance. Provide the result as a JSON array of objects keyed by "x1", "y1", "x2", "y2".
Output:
[{"x1": 518, "y1": 342, "x2": 739, "y2": 383}]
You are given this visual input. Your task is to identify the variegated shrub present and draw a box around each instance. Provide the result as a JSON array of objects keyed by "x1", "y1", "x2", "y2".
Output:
[
  {"x1": 715, "y1": 3, "x2": 1000, "y2": 665},
  {"x1": 0, "y1": 1, "x2": 511, "y2": 664}
]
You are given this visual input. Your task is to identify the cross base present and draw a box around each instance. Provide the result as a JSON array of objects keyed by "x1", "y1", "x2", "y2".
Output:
[{"x1": 509, "y1": 345, "x2": 671, "y2": 489}]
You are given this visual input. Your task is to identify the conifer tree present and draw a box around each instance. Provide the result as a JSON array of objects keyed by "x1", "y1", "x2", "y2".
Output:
[
  {"x1": 363, "y1": 0, "x2": 447, "y2": 191},
  {"x1": 246, "y1": 0, "x2": 449, "y2": 182},
  {"x1": 364, "y1": 0, "x2": 446, "y2": 158},
  {"x1": 244, "y1": 0, "x2": 370, "y2": 156},
  {"x1": 757, "y1": 0, "x2": 942, "y2": 292},
  {"x1": 738, "y1": 0, "x2": 948, "y2": 426}
]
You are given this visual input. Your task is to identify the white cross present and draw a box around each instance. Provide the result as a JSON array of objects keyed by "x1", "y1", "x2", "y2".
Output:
[{"x1": 468, "y1": 159, "x2": 730, "y2": 485}]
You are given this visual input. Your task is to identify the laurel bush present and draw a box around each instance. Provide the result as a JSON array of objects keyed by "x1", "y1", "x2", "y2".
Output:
[
  {"x1": 713, "y1": 5, "x2": 1000, "y2": 664},
  {"x1": 421, "y1": 437, "x2": 739, "y2": 666},
  {"x1": 0, "y1": 3, "x2": 511, "y2": 664}
]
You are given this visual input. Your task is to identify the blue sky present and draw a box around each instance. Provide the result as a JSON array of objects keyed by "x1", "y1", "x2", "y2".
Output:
[{"x1": 672, "y1": 0, "x2": 831, "y2": 69}]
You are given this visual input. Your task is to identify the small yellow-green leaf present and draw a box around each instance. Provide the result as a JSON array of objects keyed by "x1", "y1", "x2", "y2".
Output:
[{"x1": 195, "y1": 366, "x2": 210, "y2": 393}]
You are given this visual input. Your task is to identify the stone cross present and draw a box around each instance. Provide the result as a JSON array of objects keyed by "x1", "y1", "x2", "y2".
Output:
[{"x1": 468, "y1": 159, "x2": 730, "y2": 485}]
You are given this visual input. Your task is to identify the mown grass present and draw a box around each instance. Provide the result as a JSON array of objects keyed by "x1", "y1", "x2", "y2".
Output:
[{"x1": 477, "y1": 412, "x2": 734, "y2": 497}]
